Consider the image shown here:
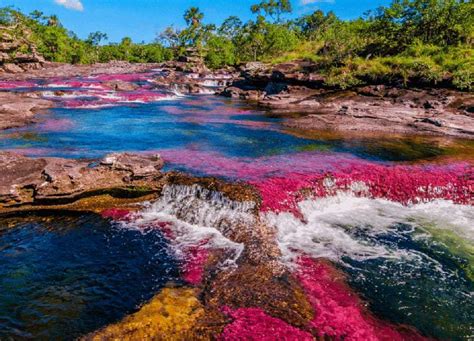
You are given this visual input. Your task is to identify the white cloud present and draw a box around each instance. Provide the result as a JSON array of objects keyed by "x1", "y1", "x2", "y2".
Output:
[
  {"x1": 301, "y1": 0, "x2": 335, "y2": 4},
  {"x1": 54, "y1": 0, "x2": 84, "y2": 11}
]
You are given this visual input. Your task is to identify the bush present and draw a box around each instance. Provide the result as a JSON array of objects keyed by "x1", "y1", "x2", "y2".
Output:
[{"x1": 205, "y1": 35, "x2": 236, "y2": 68}]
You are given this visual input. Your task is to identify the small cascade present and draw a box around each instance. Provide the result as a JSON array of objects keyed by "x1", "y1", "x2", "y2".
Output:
[
  {"x1": 128, "y1": 184, "x2": 258, "y2": 265},
  {"x1": 146, "y1": 184, "x2": 256, "y2": 228}
]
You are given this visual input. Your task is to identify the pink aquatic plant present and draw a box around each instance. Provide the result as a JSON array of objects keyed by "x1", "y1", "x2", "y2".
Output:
[
  {"x1": 0, "y1": 80, "x2": 40, "y2": 88},
  {"x1": 295, "y1": 257, "x2": 427, "y2": 341},
  {"x1": 182, "y1": 244, "x2": 209, "y2": 285},
  {"x1": 254, "y1": 162, "x2": 473, "y2": 214},
  {"x1": 219, "y1": 307, "x2": 314, "y2": 341},
  {"x1": 156, "y1": 150, "x2": 472, "y2": 213},
  {"x1": 101, "y1": 208, "x2": 132, "y2": 221}
]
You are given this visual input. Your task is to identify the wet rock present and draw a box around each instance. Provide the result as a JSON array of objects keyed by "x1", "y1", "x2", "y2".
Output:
[
  {"x1": 84, "y1": 288, "x2": 207, "y2": 340},
  {"x1": 103, "y1": 80, "x2": 139, "y2": 91},
  {"x1": 0, "y1": 152, "x2": 165, "y2": 209},
  {"x1": 203, "y1": 263, "x2": 314, "y2": 329}
]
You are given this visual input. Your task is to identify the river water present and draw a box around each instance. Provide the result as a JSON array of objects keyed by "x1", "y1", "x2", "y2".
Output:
[{"x1": 0, "y1": 75, "x2": 472, "y2": 340}]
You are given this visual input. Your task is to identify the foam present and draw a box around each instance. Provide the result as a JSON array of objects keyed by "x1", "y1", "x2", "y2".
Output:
[{"x1": 265, "y1": 194, "x2": 474, "y2": 265}]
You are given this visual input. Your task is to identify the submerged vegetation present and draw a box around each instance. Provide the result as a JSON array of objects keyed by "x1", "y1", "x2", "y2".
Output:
[{"x1": 0, "y1": 0, "x2": 473, "y2": 89}]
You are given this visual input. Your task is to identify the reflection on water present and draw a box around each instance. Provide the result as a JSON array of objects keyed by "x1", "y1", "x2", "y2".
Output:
[
  {"x1": 0, "y1": 213, "x2": 179, "y2": 340},
  {"x1": 0, "y1": 96, "x2": 471, "y2": 163}
]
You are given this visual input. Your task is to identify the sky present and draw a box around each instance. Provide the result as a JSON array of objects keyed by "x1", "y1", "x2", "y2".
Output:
[{"x1": 2, "y1": 0, "x2": 391, "y2": 43}]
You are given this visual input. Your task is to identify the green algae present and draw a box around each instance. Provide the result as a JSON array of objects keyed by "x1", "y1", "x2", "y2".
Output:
[{"x1": 417, "y1": 224, "x2": 474, "y2": 282}]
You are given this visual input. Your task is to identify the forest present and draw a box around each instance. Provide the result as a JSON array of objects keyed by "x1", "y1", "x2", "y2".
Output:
[{"x1": 0, "y1": 0, "x2": 472, "y2": 89}]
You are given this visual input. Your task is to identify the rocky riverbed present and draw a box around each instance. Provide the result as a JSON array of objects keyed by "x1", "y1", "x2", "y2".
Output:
[
  {"x1": 1, "y1": 60, "x2": 472, "y2": 138},
  {"x1": 221, "y1": 61, "x2": 474, "y2": 139},
  {"x1": 0, "y1": 61, "x2": 473, "y2": 340}
]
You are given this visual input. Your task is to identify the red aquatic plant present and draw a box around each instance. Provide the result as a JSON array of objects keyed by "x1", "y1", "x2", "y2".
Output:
[
  {"x1": 219, "y1": 307, "x2": 313, "y2": 340},
  {"x1": 101, "y1": 208, "x2": 131, "y2": 221},
  {"x1": 295, "y1": 257, "x2": 427, "y2": 341},
  {"x1": 182, "y1": 244, "x2": 209, "y2": 285},
  {"x1": 254, "y1": 162, "x2": 473, "y2": 214}
]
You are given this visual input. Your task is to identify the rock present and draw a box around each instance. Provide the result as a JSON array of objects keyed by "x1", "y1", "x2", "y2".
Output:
[
  {"x1": 0, "y1": 52, "x2": 10, "y2": 62},
  {"x1": 103, "y1": 80, "x2": 139, "y2": 91},
  {"x1": 220, "y1": 86, "x2": 264, "y2": 101},
  {"x1": 0, "y1": 152, "x2": 165, "y2": 209},
  {"x1": 101, "y1": 153, "x2": 164, "y2": 178},
  {"x1": 264, "y1": 82, "x2": 288, "y2": 95},
  {"x1": 2, "y1": 63, "x2": 24, "y2": 73},
  {"x1": 357, "y1": 85, "x2": 387, "y2": 97},
  {"x1": 0, "y1": 152, "x2": 47, "y2": 205},
  {"x1": 0, "y1": 42, "x2": 20, "y2": 51},
  {"x1": 0, "y1": 92, "x2": 53, "y2": 130},
  {"x1": 421, "y1": 117, "x2": 443, "y2": 127}
]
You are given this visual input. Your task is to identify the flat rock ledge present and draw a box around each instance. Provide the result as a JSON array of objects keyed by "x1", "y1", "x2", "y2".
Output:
[
  {"x1": 0, "y1": 152, "x2": 164, "y2": 211},
  {"x1": 219, "y1": 62, "x2": 474, "y2": 139},
  {"x1": 0, "y1": 152, "x2": 259, "y2": 214},
  {"x1": 0, "y1": 92, "x2": 54, "y2": 130}
]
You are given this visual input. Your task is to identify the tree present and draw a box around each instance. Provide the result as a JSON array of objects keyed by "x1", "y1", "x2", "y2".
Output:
[
  {"x1": 251, "y1": 0, "x2": 292, "y2": 22},
  {"x1": 219, "y1": 16, "x2": 243, "y2": 39},
  {"x1": 366, "y1": 0, "x2": 474, "y2": 54},
  {"x1": 47, "y1": 15, "x2": 60, "y2": 27},
  {"x1": 29, "y1": 10, "x2": 43, "y2": 21},
  {"x1": 180, "y1": 7, "x2": 209, "y2": 50},
  {"x1": 205, "y1": 35, "x2": 236, "y2": 68},
  {"x1": 184, "y1": 7, "x2": 204, "y2": 27},
  {"x1": 295, "y1": 10, "x2": 338, "y2": 39},
  {"x1": 158, "y1": 26, "x2": 182, "y2": 48},
  {"x1": 86, "y1": 31, "x2": 108, "y2": 46}
]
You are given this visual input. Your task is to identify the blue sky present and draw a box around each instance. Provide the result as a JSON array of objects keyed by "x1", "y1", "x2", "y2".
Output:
[{"x1": 3, "y1": 0, "x2": 391, "y2": 43}]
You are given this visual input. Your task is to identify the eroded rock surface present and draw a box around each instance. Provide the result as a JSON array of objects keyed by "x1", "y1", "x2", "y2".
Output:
[
  {"x1": 0, "y1": 152, "x2": 164, "y2": 208},
  {"x1": 220, "y1": 61, "x2": 474, "y2": 139},
  {"x1": 0, "y1": 92, "x2": 53, "y2": 130}
]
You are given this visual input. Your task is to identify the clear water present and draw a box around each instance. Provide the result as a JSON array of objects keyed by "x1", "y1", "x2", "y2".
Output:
[
  {"x1": 0, "y1": 92, "x2": 473, "y2": 339},
  {"x1": 0, "y1": 213, "x2": 180, "y2": 340},
  {"x1": 345, "y1": 224, "x2": 474, "y2": 340},
  {"x1": 0, "y1": 96, "x2": 466, "y2": 163}
]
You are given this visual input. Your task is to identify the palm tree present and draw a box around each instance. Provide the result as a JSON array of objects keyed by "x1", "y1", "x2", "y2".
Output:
[{"x1": 184, "y1": 7, "x2": 204, "y2": 28}]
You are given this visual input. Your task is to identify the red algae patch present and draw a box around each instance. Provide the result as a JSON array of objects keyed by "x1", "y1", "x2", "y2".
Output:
[
  {"x1": 182, "y1": 244, "x2": 209, "y2": 285},
  {"x1": 296, "y1": 257, "x2": 427, "y2": 341},
  {"x1": 159, "y1": 150, "x2": 472, "y2": 214},
  {"x1": 219, "y1": 307, "x2": 313, "y2": 341},
  {"x1": 101, "y1": 208, "x2": 132, "y2": 221},
  {"x1": 253, "y1": 162, "x2": 473, "y2": 214}
]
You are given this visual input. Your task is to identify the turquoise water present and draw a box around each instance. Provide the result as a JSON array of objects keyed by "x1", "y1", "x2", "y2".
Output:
[{"x1": 0, "y1": 96, "x2": 454, "y2": 162}]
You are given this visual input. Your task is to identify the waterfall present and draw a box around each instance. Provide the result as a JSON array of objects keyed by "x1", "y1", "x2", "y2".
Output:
[{"x1": 127, "y1": 184, "x2": 258, "y2": 265}]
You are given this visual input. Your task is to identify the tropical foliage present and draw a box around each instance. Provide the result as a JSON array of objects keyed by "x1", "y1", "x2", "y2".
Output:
[{"x1": 1, "y1": 0, "x2": 473, "y2": 89}]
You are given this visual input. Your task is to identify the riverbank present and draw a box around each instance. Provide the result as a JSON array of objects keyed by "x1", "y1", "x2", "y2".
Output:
[
  {"x1": 1, "y1": 61, "x2": 472, "y2": 138},
  {"x1": 0, "y1": 62, "x2": 473, "y2": 339}
]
